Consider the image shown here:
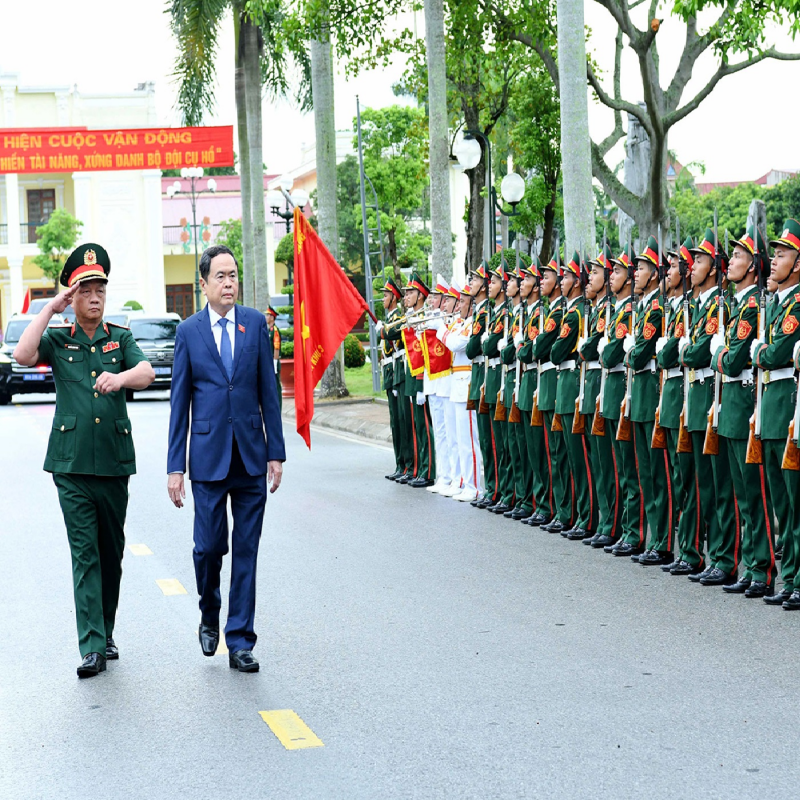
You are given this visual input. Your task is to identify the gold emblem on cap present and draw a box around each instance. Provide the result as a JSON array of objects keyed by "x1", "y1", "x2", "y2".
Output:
[{"x1": 84, "y1": 249, "x2": 97, "y2": 266}]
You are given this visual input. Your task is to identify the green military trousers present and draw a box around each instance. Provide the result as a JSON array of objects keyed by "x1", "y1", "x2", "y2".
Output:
[
  {"x1": 664, "y1": 427, "x2": 705, "y2": 569},
  {"x1": 726, "y1": 437, "x2": 777, "y2": 585},
  {"x1": 522, "y1": 411, "x2": 553, "y2": 519},
  {"x1": 690, "y1": 432, "x2": 718, "y2": 569},
  {"x1": 561, "y1": 415, "x2": 597, "y2": 532},
  {"x1": 764, "y1": 440, "x2": 800, "y2": 592},
  {"x1": 411, "y1": 397, "x2": 436, "y2": 482},
  {"x1": 707, "y1": 436, "x2": 738, "y2": 575},
  {"x1": 476, "y1": 410, "x2": 498, "y2": 503},
  {"x1": 387, "y1": 388, "x2": 404, "y2": 473},
  {"x1": 396, "y1": 393, "x2": 415, "y2": 476},
  {"x1": 633, "y1": 421, "x2": 673, "y2": 553},
  {"x1": 607, "y1": 420, "x2": 643, "y2": 547},
  {"x1": 508, "y1": 419, "x2": 532, "y2": 515},
  {"x1": 488, "y1": 408, "x2": 514, "y2": 506},
  {"x1": 53, "y1": 473, "x2": 129, "y2": 658},
  {"x1": 588, "y1": 428, "x2": 622, "y2": 541},
  {"x1": 543, "y1": 411, "x2": 573, "y2": 527}
]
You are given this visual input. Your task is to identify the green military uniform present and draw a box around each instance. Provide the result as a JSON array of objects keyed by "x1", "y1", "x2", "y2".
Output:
[
  {"x1": 382, "y1": 304, "x2": 415, "y2": 478},
  {"x1": 753, "y1": 218, "x2": 800, "y2": 598},
  {"x1": 381, "y1": 301, "x2": 405, "y2": 477},
  {"x1": 533, "y1": 279, "x2": 571, "y2": 529},
  {"x1": 40, "y1": 244, "x2": 149, "y2": 662},
  {"x1": 550, "y1": 257, "x2": 595, "y2": 536}
]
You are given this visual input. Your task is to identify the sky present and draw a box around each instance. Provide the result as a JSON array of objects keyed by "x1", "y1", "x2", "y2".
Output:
[{"x1": 2, "y1": 0, "x2": 799, "y2": 185}]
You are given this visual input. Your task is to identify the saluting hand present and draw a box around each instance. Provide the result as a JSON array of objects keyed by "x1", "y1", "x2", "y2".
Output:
[
  {"x1": 94, "y1": 372, "x2": 124, "y2": 394},
  {"x1": 49, "y1": 283, "x2": 79, "y2": 314}
]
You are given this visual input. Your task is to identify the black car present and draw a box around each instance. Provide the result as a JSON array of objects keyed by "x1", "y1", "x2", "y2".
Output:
[
  {"x1": 1, "y1": 315, "x2": 66, "y2": 398},
  {"x1": 127, "y1": 314, "x2": 180, "y2": 399},
  {"x1": 0, "y1": 351, "x2": 12, "y2": 405}
]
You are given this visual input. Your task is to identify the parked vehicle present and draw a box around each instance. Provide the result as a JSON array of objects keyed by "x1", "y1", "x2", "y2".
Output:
[
  {"x1": 0, "y1": 314, "x2": 65, "y2": 398},
  {"x1": 126, "y1": 313, "x2": 180, "y2": 400}
]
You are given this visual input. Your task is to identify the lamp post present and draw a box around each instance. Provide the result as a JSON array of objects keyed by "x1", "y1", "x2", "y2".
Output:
[
  {"x1": 166, "y1": 167, "x2": 216, "y2": 312},
  {"x1": 268, "y1": 175, "x2": 309, "y2": 289}
]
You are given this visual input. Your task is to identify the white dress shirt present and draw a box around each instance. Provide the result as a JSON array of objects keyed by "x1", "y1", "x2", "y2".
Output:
[{"x1": 208, "y1": 305, "x2": 236, "y2": 361}]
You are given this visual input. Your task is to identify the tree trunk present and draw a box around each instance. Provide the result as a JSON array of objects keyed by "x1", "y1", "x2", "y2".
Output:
[
  {"x1": 556, "y1": 0, "x2": 595, "y2": 257},
  {"x1": 234, "y1": 8, "x2": 255, "y2": 308},
  {"x1": 465, "y1": 160, "x2": 485, "y2": 271},
  {"x1": 310, "y1": 24, "x2": 348, "y2": 398},
  {"x1": 539, "y1": 183, "x2": 557, "y2": 264},
  {"x1": 387, "y1": 227, "x2": 400, "y2": 279},
  {"x1": 243, "y1": 17, "x2": 269, "y2": 311},
  {"x1": 424, "y1": 0, "x2": 452, "y2": 282}
]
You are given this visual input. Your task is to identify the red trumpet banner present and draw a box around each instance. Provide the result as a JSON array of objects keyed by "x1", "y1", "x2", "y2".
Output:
[{"x1": 0, "y1": 126, "x2": 234, "y2": 174}]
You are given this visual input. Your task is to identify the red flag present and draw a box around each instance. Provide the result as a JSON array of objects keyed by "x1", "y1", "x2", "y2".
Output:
[
  {"x1": 293, "y1": 207, "x2": 376, "y2": 448},
  {"x1": 21, "y1": 288, "x2": 31, "y2": 315}
]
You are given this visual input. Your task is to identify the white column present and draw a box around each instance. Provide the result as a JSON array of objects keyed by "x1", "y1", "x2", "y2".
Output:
[
  {"x1": 71, "y1": 173, "x2": 93, "y2": 238},
  {"x1": 8, "y1": 255, "x2": 23, "y2": 315},
  {"x1": 142, "y1": 170, "x2": 166, "y2": 312},
  {"x1": 6, "y1": 173, "x2": 21, "y2": 251},
  {"x1": 266, "y1": 223, "x2": 276, "y2": 303}
]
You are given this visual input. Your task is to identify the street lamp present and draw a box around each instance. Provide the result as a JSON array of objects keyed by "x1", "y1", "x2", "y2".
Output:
[
  {"x1": 268, "y1": 175, "x2": 309, "y2": 234},
  {"x1": 166, "y1": 166, "x2": 216, "y2": 312}
]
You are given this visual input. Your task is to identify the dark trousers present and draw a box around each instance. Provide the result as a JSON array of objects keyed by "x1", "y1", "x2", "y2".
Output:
[
  {"x1": 562, "y1": 415, "x2": 596, "y2": 531},
  {"x1": 690, "y1": 431, "x2": 718, "y2": 570},
  {"x1": 53, "y1": 474, "x2": 129, "y2": 658},
  {"x1": 509, "y1": 419, "x2": 533, "y2": 514},
  {"x1": 190, "y1": 439, "x2": 267, "y2": 653},
  {"x1": 543, "y1": 411, "x2": 573, "y2": 526},
  {"x1": 489, "y1": 407, "x2": 513, "y2": 505},
  {"x1": 476, "y1": 409, "x2": 498, "y2": 501},
  {"x1": 588, "y1": 427, "x2": 622, "y2": 540},
  {"x1": 665, "y1": 427, "x2": 704, "y2": 568},
  {"x1": 764, "y1": 440, "x2": 800, "y2": 592},
  {"x1": 633, "y1": 421, "x2": 673, "y2": 553},
  {"x1": 387, "y1": 389, "x2": 403, "y2": 472},
  {"x1": 523, "y1": 411, "x2": 553, "y2": 518},
  {"x1": 607, "y1": 420, "x2": 643, "y2": 546},
  {"x1": 395, "y1": 389, "x2": 414, "y2": 473}
]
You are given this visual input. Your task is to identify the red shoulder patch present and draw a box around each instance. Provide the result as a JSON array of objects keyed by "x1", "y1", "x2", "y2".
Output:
[
  {"x1": 472, "y1": 320, "x2": 481, "y2": 335},
  {"x1": 528, "y1": 323, "x2": 539, "y2": 338},
  {"x1": 559, "y1": 323, "x2": 571, "y2": 339},
  {"x1": 783, "y1": 315, "x2": 799, "y2": 335},
  {"x1": 737, "y1": 320, "x2": 752, "y2": 340},
  {"x1": 616, "y1": 323, "x2": 628, "y2": 339},
  {"x1": 493, "y1": 319, "x2": 504, "y2": 334},
  {"x1": 643, "y1": 321, "x2": 657, "y2": 340},
  {"x1": 625, "y1": 303, "x2": 632, "y2": 313},
  {"x1": 651, "y1": 299, "x2": 660, "y2": 310},
  {"x1": 748, "y1": 295, "x2": 757, "y2": 308},
  {"x1": 674, "y1": 322, "x2": 685, "y2": 339},
  {"x1": 596, "y1": 318, "x2": 606, "y2": 333},
  {"x1": 545, "y1": 318, "x2": 557, "y2": 333},
  {"x1": 705, "y1": 317, "x2": 719, "y2": 335}
]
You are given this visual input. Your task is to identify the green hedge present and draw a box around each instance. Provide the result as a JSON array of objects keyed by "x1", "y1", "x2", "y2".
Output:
[
  {"x1": 344, "y1": 334, "x2": 366, "y2": 368},
  {"x1": 280, "y1": 285, "x2": 294, "y2": 295},
  {"x1": 281, "y1": 341, "x2": 294, "y2": 358},
  {"x1": 278, "y1": 327, "x2": 293, "y2": 342},
  {"x1": 354, "y1": 332, "x2": 369, "y2": 342},
  {"x1": 277, "y1": 305, "x2": 293, "y2": 316}
]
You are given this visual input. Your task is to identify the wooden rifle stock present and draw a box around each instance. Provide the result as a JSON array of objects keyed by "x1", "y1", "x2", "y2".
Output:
[
  {"x1": 616, "y1": 404, "x2": 632, "y2": 442},
  {"x1": 530, "y1": 394, "x2": 543, "y2": 426},
  {"x1": 466, "y1": 397, "x2": 475, "y2": 411},
  {"x1": 508, "y1": 400, "x2": 521, "y2": 424},
  {"x1": 746, "y1": 414, "x2": 763, "y2": 464},
  {"x1": 551, "y1": 412, "x2": 563, "y2": 432},
  {"x1": 478, "y1": 388, "x2": 489, "y2": 415},
  {"x1": 782, "y1": 419, "x2": 800, "y2": 471},
  {"x1": 677, "y1": 411, "x2": 693, "y2": 453},
  {"x1": 651, "y1": 408, "x2": 667, "y2": 449},
  {"x1": 494, "y1": 389, "x2": 507, "y2": 421},
  {"x1": 572, "y1": 399, "x2": 586, "y2": 434},
  {"x1": 591, "y1": 395, "x2": 606, "y2": 436},
  {"x1": 702, "y1": 408, "x2": 720, "y2": 456}
]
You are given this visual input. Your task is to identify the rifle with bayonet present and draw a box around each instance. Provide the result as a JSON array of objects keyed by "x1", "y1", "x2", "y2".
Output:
[
  {"x1": 551, "y1": 239, "x2": 564, "y2": 432},
  {"x1": 495, "y1": 267, "x2": 509, "y2": 422},
  {"x1": 616, "y1": 228, "x2": 635, "y2": 442},
  {"x1": 591, "y1": 231, "x2": 612, "y2": 437},
  {"x1": 652, "y1": 222, "x2": 668, "y2": 449},
  {"x1": 509, "y1": 238, "x2": 523, "y2": 424},
  {"x1": 478, "y1": 271, "x2": 491, "y2": 415},
  {"x1": 746, "y1": 225, "x2": 768, "y2": 465},
  {"x1": 676, "y1": 220, "x2": 693, "y2": 454},
  {"x1": 573, "y1": 240, "x2": 592, "y2": 435},
  {"x1": 703, "y1": 208, "x2": 723, "y2": 456},
  {"x1": 530, "y1": 251, "x2": 546, "y2": 428}
]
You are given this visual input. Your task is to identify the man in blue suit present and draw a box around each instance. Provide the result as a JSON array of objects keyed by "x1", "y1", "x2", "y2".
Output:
[{"x1": 167, "y1": 244, "x2": 286, "y2": 673}]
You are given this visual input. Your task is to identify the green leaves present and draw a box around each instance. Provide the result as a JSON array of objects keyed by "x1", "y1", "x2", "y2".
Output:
[{"x1": 32, "y1": 209, "x2": 83, "y2": 285}]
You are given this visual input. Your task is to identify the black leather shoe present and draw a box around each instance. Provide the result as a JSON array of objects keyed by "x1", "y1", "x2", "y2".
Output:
[
  {"x1": 510, "y1": 508, "x2": 531, "y2": 521},
  {"x1": 670, "y1": 560, "x2": 701, "y2": 575},
  {"x1": 583, "y1": 534, "x2": 600, "y2": 546},
  {"x1": 77, "y1": 652, "x2": 106, "y2": 678},
  {"x1": 631, "y1": 548, "x2": 650, "y2": 563},
  {"x1": 395, "y1": 473, "x2": 411, "y2": 485},
  {"x1": 661, "y1": 560, "x2": 678, "y2": 572},
  {"x1": 764, "y1": 589, "x2": 793, "y2": 606},
  {"x1": 229, "y1": 649, "x2": 260, "y2": 672},
  {"x1": 199, "y1": 622, "x2": 220, "y2": 657},
  {"x1": 566, "y1": 528, "x2": 592, "y2": 541},
  {"x1": 744, "y1": 581, "x2": 770, "y2": 598},
  {"x1": 775, "y1": 547, "x2": 783, "y2": 561},
  {"x1": 639, "y1": 550, "x2": 674, "y2": 566},
  {"x1": 105, "y1": 637, "x2": 119, "y2": 660},
  {"x1": 410, "y1": 477, "x2": 434, "y2": 488},
  {"x1": 528, "y1": 513, "x2": 552, "y2": 526},
  {"x1": 590, "y1": 535, "x2": 614, "y2": 549},
  {"x1": 699, "y1": 567, "x2": 737, "y2": 586},
  {"x1": 782, "y1": 590, "x2": 800, "y2": 610},
  {"x1": 541, "y1": 519, "x2": 566, "y2": 534},
  {"x1": 475, "y1": 495, "x2": 495, "y2": 509},
  {"x1": 688, "y1": 567, "x2": 713, "y2": 583},
  {"x1": 491, "y1": 503, "x2": 511, "y2": 515},
  {"x1": 723, "y1": 577, "x2": 752, "y2": 594},
  {"x1": 612, "y1": 542, "x2": 643, "y2": 557},
  {"x1": 385, "y1": 470, "x2": 402, "y2": 481}
]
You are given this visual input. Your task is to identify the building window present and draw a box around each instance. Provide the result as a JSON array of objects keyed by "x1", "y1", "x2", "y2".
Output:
[
  {"x1": 26, "y1": 189, "x2": 55, "y2": 243},
  {"x1": 166, "y1": 284, "x2": 194, "y2": 319}
]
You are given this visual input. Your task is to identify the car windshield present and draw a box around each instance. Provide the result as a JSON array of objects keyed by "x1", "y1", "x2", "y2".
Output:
[
  {"x1": 129, "y1": 320, "x2": 178, "y2": 341},
  {"x1": 4, "y1": 320, "x2": 32, "y2": 343}
]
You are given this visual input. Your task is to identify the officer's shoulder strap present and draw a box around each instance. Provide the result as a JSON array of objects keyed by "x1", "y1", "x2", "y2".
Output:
[{"x1": 107, "y1": 321, "x2": 131, "y2": 330}]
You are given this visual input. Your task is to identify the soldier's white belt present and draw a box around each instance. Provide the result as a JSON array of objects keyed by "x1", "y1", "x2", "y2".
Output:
[
  {"x1": 635, "y1": 359, "x2": 657, "y2": 375},
  {"x1": 763, "y1": 367, "x2": 795, "y2": 384},
  {"x1": 381, "y1": 356, "x2": 393, "y2": 367},
  {"x1": 723, "y1": 368, "x2": 753, "y2": 385},
  {"x1": 586, "y1": 360, "x2": 601, "y2": 370},
  {"x1": 608, "y1": 364, "x2": 626, "y2": 373},
  {"x1": 666, "y1": 367, "x2": 683, "y2": 380},
  {"x1": 473, "y1": 355, "x2": 486, "y2": 364},
  {"x1": 557, "y1": 360, "x2": 577, "y2": 371},
  {"x1": 688, "y1": 367, "x2": 713, "y2": 384},
  {"x1": 522, "y1": 362, "x2": 537, "y2": 372},
  {"x1": 487, "y1": 357, "x2": 501, "y2": 368},
  {"x1": 393, "y1": 350, "x2": 404, "y2": 360},
  {"x1": 540, "y1": 361, "x2": 556, "y2": 373}
]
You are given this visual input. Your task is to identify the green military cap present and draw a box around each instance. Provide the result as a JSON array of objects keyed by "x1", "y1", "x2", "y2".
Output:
[
  {"x1": 541, "y1": 256, "x2": 559, "y2": 274},
  {"x1": 489, "y1": 257, "x2": 510, "y2": 282},
  {"x1": 667, "y1": 236, "x2": 696, "y2": 270},
  {"x1": 520, "y1": 253, "x2": 541, "y2": 279},
  {"x1": 265, "y1": 305, "x2": 279, "y2": 318},
  {"x1": 60, "y1": 243, "x2": 110, "y2": 288},
  {"x1": 469, "y1": 260, "x2": 490, "y2": 280},
  {"x1": 689, "y1": 227, "x2": 729, "y2": 272},
  {"x1": 635, "y1": 235, "x2": 662, "y2": 268},
  {"x1": 731, "y1": 225, "x2": 768, "y2": 259},
  {"x1": 770, "y1": 218, "x2": 800, "y2": 252},
  {"x1": 590, "y1": 243, "x2": 615, "y2": 271},
  {"x1": 611, "y1": 244, "x2": 636, "y2": 270},
  {"x1": 404, "y1": 271, "x2": 430, "y2": 297},
  {"x1": 382, "y1": 277, "x2": 403, "y2": 301},
  {"x1": 562, "y1": 250, "x2": 581, "y2": 277}
]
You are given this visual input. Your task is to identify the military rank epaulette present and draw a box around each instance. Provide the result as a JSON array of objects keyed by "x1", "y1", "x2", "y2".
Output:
[
  {"x1": 748, "y1": 295, "x2": 757, "y2": 308},
  {"x1": 107, "y1": 321, "x2": 130, "y2": 329},
  {"x1": 651, "y1": 298, "x2": 660, "y2": 310},
  {"x1": 625, "y1": 303, "x2": 632, "y2": 313}
]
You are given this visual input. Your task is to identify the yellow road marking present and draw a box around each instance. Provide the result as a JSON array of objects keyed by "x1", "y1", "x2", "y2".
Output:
[
  {"x1": 196, "y1": 629, "x2": 228, "y2": 655},
  {"x1": 259, "y1": 710, "x2": 324, "y2": 750},
  {"x1": 156, "y1": 578, "x2": 187, "y2": 596},
  {"x1": 128, "y1": 543, "x2": 153, "y2": 556}
]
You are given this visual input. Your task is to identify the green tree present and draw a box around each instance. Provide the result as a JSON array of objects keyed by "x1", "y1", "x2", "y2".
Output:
[
  {"x1": 215, "y1": 218, "x2": 244, "y2": 283},
  {"x1": 764, "y1": 174, "x2": 800, "y2": 238},
  {"x1": 33, "y1": 209, "x2": 83, "y2": 285}
]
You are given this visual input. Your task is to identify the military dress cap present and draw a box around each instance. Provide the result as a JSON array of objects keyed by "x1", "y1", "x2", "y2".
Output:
[
  {"x1": 689, "y1": 227, "x2": 729, "y2": 271},
  {"x1": 770, "y1": 218, "x2": 800, "y2": 252},
  {"x1": 635, "y1": 235, "x2": 662, "y2": 268},
  {"x1": 542, "y1": 256, "x2": 559, "y2": 273},
  {"x1": 590, "y1": 243, "x2": 615, "y2": 271},
  {"x1": 490, "y1": 257, "x2": 510, "y2": 282},
  {"x1": 520, "y1": 253, "x2": 541, "y2": 278},
  {"x1": 611, "y1": 244, "x2": 636, "y2": 269},
  {"x1": 732, "y1": 225, "x2": 768, "y2": 258},
  {"x1": 469, "y1": 260, "x2": 490, "y2": 280},
  {"x1": 60, "y1": 243, "x2": 110, "y2": 288},
  {"x1": 432, "y1": 273, "x2": 450, "y2": 295},
  {"x1": 405, "y1": 271, "x2": 430, "y2": 298},
  {"x1": 667, "y1": 235, "x2": 696, "y2": 269},
  {"x1": 562, "y1": 250, "x2": 582, "y2": 277},
  {"x1": 265, "y1": 305, "x2": 279, "y2": 318},
  {"x1": 448, "y1": 280, "x2": 462, "y2": 299},
  {"x1": 382, "y1": 276, "x2": 403, "y2": 301}
]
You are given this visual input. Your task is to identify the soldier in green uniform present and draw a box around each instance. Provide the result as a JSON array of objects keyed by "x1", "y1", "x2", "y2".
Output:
[
  {"x1": 628, "y1": 236, "x2": 672, "y2": 566},
  {"x1": 517, "y1": 258, "x2": 555, "y2": 526},
  {"x1": 482, "y1": 261, "x2": 513, "y2": 514},
  {"x1": 535, "y1": 258, "x2": 572, "y2": 534},
  {"x1": 750, "y1": 219, "x2": 800, "y2": 607},
  {"x1": 551, "y1": 251, "x2": 595, "y2": 540},
  {"x1": 377, "y1": 278, "x2": 406, "y2": 480},
  {"x1": 601, "y1": 246, "x2": 644, "y2": 557},
  {"x1": 466, "y1": 262, "x2": 498, "y2": 508},
  {"x1": 681, "y1": 229, "x2": 735, "y2": 585},
  {"x1": 656, "y1": 237, "x2": 705, "y2": 575},
  {"x1": 582, "y1": 245, "x2": 622, "y2": 548},
  {"x1": 709, "y1": 227, "x2": 777, "y2": 597},
  {"x1": 265, "y1": 306, "x2": 282, "y2": 411},
  {"x1": 13, "y1": 243, "x2": 155, "y2": 678}
]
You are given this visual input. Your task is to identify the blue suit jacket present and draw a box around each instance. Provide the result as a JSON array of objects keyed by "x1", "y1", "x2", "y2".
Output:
[{"x1": 167, "y1": 305, "x2": 286, "y2": 481}]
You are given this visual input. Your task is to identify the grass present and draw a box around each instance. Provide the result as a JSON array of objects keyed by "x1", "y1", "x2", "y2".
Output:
[{"x1": 344, "y1": 363, "x2": 383, "y2": 398}]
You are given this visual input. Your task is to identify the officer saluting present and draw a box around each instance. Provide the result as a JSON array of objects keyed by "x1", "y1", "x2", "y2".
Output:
[{"x1": 13, "y1": 244, "x2": 155, "y2": 678}]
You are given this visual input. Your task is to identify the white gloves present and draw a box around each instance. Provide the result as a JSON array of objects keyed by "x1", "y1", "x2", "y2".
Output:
[
  {"x1": 480, "y1": 330, "x2": 489, "y2": 344},
  {"x1": 597, "y1": 337, "x2": 608, "y2": 357},
  {"x1": 498, "y1": 336, "x2": 508, "y2": 350},
  {"x1": 655, "y1": 336, "x2": 668, "y2": 355},
  {"x1": 622, "y1": 334, "x2": 635, "y2": 354},
  {"x1": 429, "y1": 318, "x2": 446, "y2": 332},
  {"x1": 709, "y1": 333, "x2": 725, "y2": 354},
  {"x1": 375, "y1": 320, "x2": 384, "y2": 333},
  {"x1": 794, "y1": 340, "x2": 800, "y2": 363},
  {"x1": 273, "y1": 358, "x2": 279, "y2": 372},
  {"x1": 392, "y1": 389, "x2": 398, "y2": 397},
  {"x1": 679, "y1": 338, "x2": 691, "y2": 358},
  {"x1": 513, "y1": 331, "x2": 524, "y2": 347},
  {"x1": 416, "y1": 391, "x2": 425, "y2": 406},
  {"x1": 577, "y1": 336, "x2": 587, "y2": 354},
  {"x1": 750, "y1": 339, "x2": 765, "y2": 360}
]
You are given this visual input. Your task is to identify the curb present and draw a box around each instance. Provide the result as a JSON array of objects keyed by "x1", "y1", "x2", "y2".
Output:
[{"x1": 282, "y1": 399, "x2": 393, "y2": 445}]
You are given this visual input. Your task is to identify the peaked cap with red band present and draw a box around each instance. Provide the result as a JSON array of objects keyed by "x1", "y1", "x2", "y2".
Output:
[
  {"x1": 590, "y1": 244, "x2": 615, "y2": 272},
  {"x1": 520, "y1": 253, "x2": 542, "y2": 279},
  {"x1": 770, "y1": 218, "x2": 800, "y2": 252},
  {"x1": 635, "y1": 235, "x2": 661, "y2": 268},
  {"x1": 732, "y1": 225, "x2": 768, "y2": 259},
  {"x1": 667, "y1": 235, "x2": 695, "y2": 267},
  {"x1": 404, "y1": 271, "x2": 430, "y2": 298},
  {"x1": 611, "y1": 244, "x2": 636, "y2": 270},
  {"x1": 490, "y1": 257, "x2": 510, "y2": 283},
  {"x1": 448, "y1": 281, "x2": 461, "y2": 299},
  {"x1": 265, "y1": 305, "x2": 280, "y2": 318},
  {"x1": 60, "y1": 243, "x2": 110, "y2": 288},
  {"x1": 469, "y1": 260, "x2": 490, "y2": 281},
  {"x1": 542, "y1": 256, "x2": 559, "y2": 274},
  {"x1": 432, "y1": 273, "x2": 450, "y2": 295},
  {"x1": 689, "y1": 226, "x2": 729, "y2": 272},
  {"x1": 563, "y1": 250, "x2": 582, "y2": 278},
  {"x1": 382, "y1": 277, "x2": 403, "y2": 301}
]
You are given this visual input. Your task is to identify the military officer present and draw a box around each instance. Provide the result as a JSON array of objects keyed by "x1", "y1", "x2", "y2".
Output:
[
  {"x1": 750, "y1": 219, "x2": 800, "y2": 607},
  {"x1": 265, "y1": 305, "x2": 282, "y2": 410},
  {"x1": 13, "y1": 243, "x2": 155, "y2": 678}
]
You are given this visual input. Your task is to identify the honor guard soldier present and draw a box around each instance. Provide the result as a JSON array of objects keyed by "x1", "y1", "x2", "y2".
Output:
[
  {"x1": 377, "y1": 277, "x2": 406, "y2": 481},
  {"x1": 750, "y1": 219, "x2": 800, "y2": 607},
  {"x1": 265, "y1": 305, "x2": 282, "y2": 410},
  {"x1": 710, "y1": 226, "x2": 777, "y2": 597},
  {"x1": 534, "y1": 257, "x2": 571, "y2": 534},
  {"x1": 582, "y1": 244, "x2": 622, "y2": 548},
  {"x1": 517, "y1": 256, "x2": 555, "y2": 526},
  {"x1": 681, "y1": 228, "x2": 734, "y2": 585},
  {"x1": 466, "y1": 262, "x2": 499, "y2": 508},
  {"x1": 628, "y1": 236, "x2": 672, "y2": 566},
  {"x1": 12, "y1": 244, "x2": 155, "y2": 677},
  {"x1": 551, "y1": 250, "x2": 595, "y2": 540},
  {"x1": 656, "y1": 237, "x2": 705, "y2": 575},
  {"x1": 601, "y1": 245, "x2": 643, "y2": 557},
  {"x1": 482, "y1": 260, "x2": 514, "y2": 514}
]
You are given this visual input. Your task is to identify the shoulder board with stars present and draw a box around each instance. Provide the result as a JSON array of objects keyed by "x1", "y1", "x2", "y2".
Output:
[{"x1": 107, "y1": 321, "x2": 130, "y2": 330}]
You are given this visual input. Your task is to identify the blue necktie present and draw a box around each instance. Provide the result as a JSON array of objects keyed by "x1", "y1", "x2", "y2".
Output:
[{"x1": 218, "y1": 318, "x2": 233, "y2": 380}]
